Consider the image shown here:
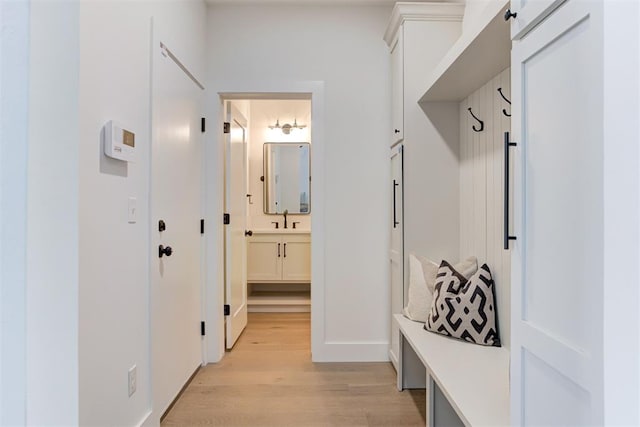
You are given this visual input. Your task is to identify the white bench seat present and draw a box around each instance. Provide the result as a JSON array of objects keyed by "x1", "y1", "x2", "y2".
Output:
[{"x1": 395, "y1": 313, "x2": 510, "y2": 427}]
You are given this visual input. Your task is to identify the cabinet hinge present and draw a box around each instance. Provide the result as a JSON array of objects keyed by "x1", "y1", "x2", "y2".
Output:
[
  {"x1": 200, "y1": 219, "x2": 204, "y2": 234},
  {"x1": 201, "y1": 117, "x2": 206, "y2": 133},
  {"x1": 223, "y1": 213, "x2": 230, "y2": 225},
  {"x1": 201, "y1": 321, "x2": 205, "y2": 336},
  {"x1": 223, "y1": 122, "x2": 230, "y2": 134},
  {"x1": 224, "y1": 304, "x2": 230, "y2": 316}
]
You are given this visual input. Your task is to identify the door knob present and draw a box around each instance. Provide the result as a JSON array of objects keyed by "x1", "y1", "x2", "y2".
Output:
[
  {"x1": 245, "y1": 230, "x2": 253, "y2": 237},
  {"x1": 159, "y1": 245, "x2": 173, "y2": 258},
  {"x1": 504, "y1": 9, "x2": 517, "y2": 21},
  {"x1": 394, "y1": 129, "x2": 400, "y2": 134}
]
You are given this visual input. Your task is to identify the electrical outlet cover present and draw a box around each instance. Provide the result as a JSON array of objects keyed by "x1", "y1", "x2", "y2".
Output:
[
  {"x1": 128, "y1": 365, "x2": 137, "y2": 397},
  {"x1": 128, "y1": 197, "x2": 137, "y2": 224}
]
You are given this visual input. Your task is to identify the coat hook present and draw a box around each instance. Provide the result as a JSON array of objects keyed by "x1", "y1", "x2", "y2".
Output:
[
  {"x1": 497, "y1": 87, "x2": 511, "y2": 117},
  {"x1": 468, "y1": 107, "x2": 484, "y2": 132}
]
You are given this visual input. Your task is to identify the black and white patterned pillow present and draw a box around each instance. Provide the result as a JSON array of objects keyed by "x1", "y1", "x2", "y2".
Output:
[{"x1": 425, "y1": 261, "x2": 501, "y2": 347}]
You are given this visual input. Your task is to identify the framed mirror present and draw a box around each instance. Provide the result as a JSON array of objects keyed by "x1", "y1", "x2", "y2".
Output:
[{"x1": 263, "y1": 142, "x2": 311, "y2": 215}]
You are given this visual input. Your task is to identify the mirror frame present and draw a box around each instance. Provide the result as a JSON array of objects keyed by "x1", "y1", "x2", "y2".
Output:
[{"x1": 263, "y1": 142, "x2": 311, "y2": 215}]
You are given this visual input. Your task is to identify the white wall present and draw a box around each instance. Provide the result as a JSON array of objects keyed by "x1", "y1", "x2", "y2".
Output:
[
  {"x1": 207, "y1": 4, "x2": 392, "y2": 361},
  {"x1": 462, "y1": 0, "x2": 499, "y2": 34},
  {"x1": 77, "y1": 1, "x2": 206, "y2": 426},
  {"x1": 459, "y1": 68, "x2": 511, "y2": 348},
  {"x1": 14, "y1": 1, "x2": 207, "y2": 424},
  {"x1": 27, "y1": 2, "x2": 80, "y2": 424},
  {"x1": 0, "y1": 1, "x2": 29, "y2": 424},
  {"x1": 403, "y1": 20, "x2": 462, "y2": 270},
  {"x1": 247, "y1": 99, "x2": 311, "y2": 231}
]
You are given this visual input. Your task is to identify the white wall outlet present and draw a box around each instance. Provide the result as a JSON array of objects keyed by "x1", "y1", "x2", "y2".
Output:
[
  {"x1": 128, "y1": 365, "x2": 137, "y2": 397},
  {"x1": 128, "y1": 197, "x2": 137, "y2": 223}
]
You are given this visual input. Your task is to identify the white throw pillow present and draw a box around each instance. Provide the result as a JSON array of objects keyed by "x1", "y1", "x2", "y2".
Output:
[
  {"x1": 402, "y1": 254, "x2": 436, "y2": 322},
  {"x1": 403, "y1": 254, "x2": 479, "y2": 323}
]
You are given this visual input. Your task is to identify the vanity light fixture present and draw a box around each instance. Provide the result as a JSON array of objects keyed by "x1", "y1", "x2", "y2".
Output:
[{"x1": 268, "y1": 118, "x2": 307, "y2": 135}]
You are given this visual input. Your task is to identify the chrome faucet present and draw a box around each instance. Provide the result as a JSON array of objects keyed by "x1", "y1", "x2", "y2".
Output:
[{"x1": 283, "y1": 209, "x2": 288, "y2": 229}]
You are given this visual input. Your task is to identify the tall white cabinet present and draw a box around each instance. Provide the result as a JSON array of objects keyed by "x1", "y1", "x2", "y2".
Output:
[
  {"x1": 508, "y1": 0, "x2": 565, "y2": 40},
  {"x1": 389, "y1": 144, "x2": 403, "y2": 368},
  {"x1": 511, "y1": 1, "x2": 602, "y2": 423},
  {"x1": 386, "y1": 0, "x2": 640, "y2": 424},
  {"x1": 509, "y1": 0, "x2": 640, "y2": 424},
  {"x1": 390, "y1": 31, "x2": 404, "y2": 144},
  {"x1": 384, "y1": 2, "x2": 464, "y2": 370}
]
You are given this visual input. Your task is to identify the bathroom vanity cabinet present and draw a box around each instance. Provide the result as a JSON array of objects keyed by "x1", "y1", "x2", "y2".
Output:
[
  {"x1": 247, "y1": 232, "x2": 310, "y2": 283},
  {"x1": 247, "y1": 231, "x2": 311, "y2": 312}
]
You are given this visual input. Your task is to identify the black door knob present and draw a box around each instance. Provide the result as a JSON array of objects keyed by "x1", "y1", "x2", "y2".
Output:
[
  {"x1": 394, "y1": 129, "x2": 401, "y2": 134},
  {"x1": 504, "y1": 9, "x2": 517, "y2": 21},
  {"x1": 245, "y1": 230, "x2": 253, "y2": 237},
  {"x1": 159, "y1": 245, "x2": 173, "y2": 258}
]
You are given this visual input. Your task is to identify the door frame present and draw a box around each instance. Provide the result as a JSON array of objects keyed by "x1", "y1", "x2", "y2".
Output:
[{"x1": 202, "y1": 81, "x2": 325, "y2": 363}]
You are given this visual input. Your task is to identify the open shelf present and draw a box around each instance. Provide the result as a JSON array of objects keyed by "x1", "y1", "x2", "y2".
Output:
[
  {"x1": 248, "y1": 290, "x2": 310, "y2": 313},
  {"x1": 419, "y1": 0, "x2": 511, "y2": 103},
  {"x1": 248, "y1": 291, "x2": 310, "y2": 306}
]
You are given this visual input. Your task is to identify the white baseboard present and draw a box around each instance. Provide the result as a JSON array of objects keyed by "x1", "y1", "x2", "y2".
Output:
[
  {"x1": 312, "y1": 341, "x2": 390, "y2": 362},
  {"x1": 137, "y1": 410, "x2": 154, "y2": 427}
]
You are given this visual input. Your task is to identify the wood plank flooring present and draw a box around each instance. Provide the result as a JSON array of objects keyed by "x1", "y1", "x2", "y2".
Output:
[{"x1": 162, "y1": 313, "x2": 426, "y2": 426}]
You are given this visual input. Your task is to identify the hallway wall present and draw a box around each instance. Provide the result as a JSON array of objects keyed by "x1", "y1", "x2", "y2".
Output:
[
  {"x1": 206, "y1": 4, "x2": 392, "y2": 361},
  {"x1": 77, "y1": 1, "x2": 206, "y2": 426},
  {"x1": 26, "y1": 2, "x2": 80, "y2": 425}
]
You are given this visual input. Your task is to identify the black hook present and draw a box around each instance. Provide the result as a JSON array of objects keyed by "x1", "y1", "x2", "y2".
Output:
[
  {"x1": 497, "y1": 87, "x2": 511, "y2": 117},
  {"x1": 468, "y1": 108, "x2": 484, "y2": 132}
]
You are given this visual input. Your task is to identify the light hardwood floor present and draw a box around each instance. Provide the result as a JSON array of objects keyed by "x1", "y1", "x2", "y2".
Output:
[{"x1": 162, "y1": 313, "x2": 426, "y2": 426}]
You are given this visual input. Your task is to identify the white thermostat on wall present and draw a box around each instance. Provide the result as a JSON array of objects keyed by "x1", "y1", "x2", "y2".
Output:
[{"x1": 104, "y1": 120, "x2": 135, "y2": 162}]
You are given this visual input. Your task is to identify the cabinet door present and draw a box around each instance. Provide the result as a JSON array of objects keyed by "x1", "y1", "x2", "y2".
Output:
[
  {"x1": 509, "y1": 0, "x2": 566, "y2": 40},
  {"x1": 389, "y1": 144, "x2": 404, "y2": 369},
  {"x1": 510, "y1": 1, "x2": 603, "y2": 425},
  {"x1": 281, "y1": 235, "x2": 311, "y2": 282},
  {"x1": 247, "y1": 235, "x2": 282, "y2": 282},
  {"x1": 390, "y1": 30, "x2": 404, "y2": 145}
]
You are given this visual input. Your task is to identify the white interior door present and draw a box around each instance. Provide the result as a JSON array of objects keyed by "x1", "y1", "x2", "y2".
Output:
[
  {"x1": 510, "y1": 1, "x2": 603, "y2": 424},
  {"x1": 150, "y1": 38, "x2": 203, "y2": 418},
  {"x1": 224, "y1": 103, "x2": 248, "y2": 349}
]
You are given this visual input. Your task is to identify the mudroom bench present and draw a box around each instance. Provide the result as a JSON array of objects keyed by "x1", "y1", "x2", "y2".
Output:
[{"x1": 395, "y1": 314, "x2": 510, "y2": 427}]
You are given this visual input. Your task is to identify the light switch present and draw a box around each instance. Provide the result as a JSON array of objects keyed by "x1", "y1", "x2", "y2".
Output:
[{"x1": 128, "y1": 197, "x2": 137, "y2": 223}]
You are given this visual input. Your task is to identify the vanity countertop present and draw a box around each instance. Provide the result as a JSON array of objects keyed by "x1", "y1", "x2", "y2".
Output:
[{"x1": 252, "y1": 229, "x2": 310, "y2": 235}]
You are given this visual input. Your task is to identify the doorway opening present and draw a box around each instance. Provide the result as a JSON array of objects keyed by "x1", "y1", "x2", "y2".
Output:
[{"x1": 221, "y1": 96, "x2": 313, "y2": 352}]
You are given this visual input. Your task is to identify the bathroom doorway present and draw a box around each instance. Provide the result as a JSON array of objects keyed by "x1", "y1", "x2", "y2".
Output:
[{"x1": 222, "y1": 97, "x2": 313, "y2": 351}]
